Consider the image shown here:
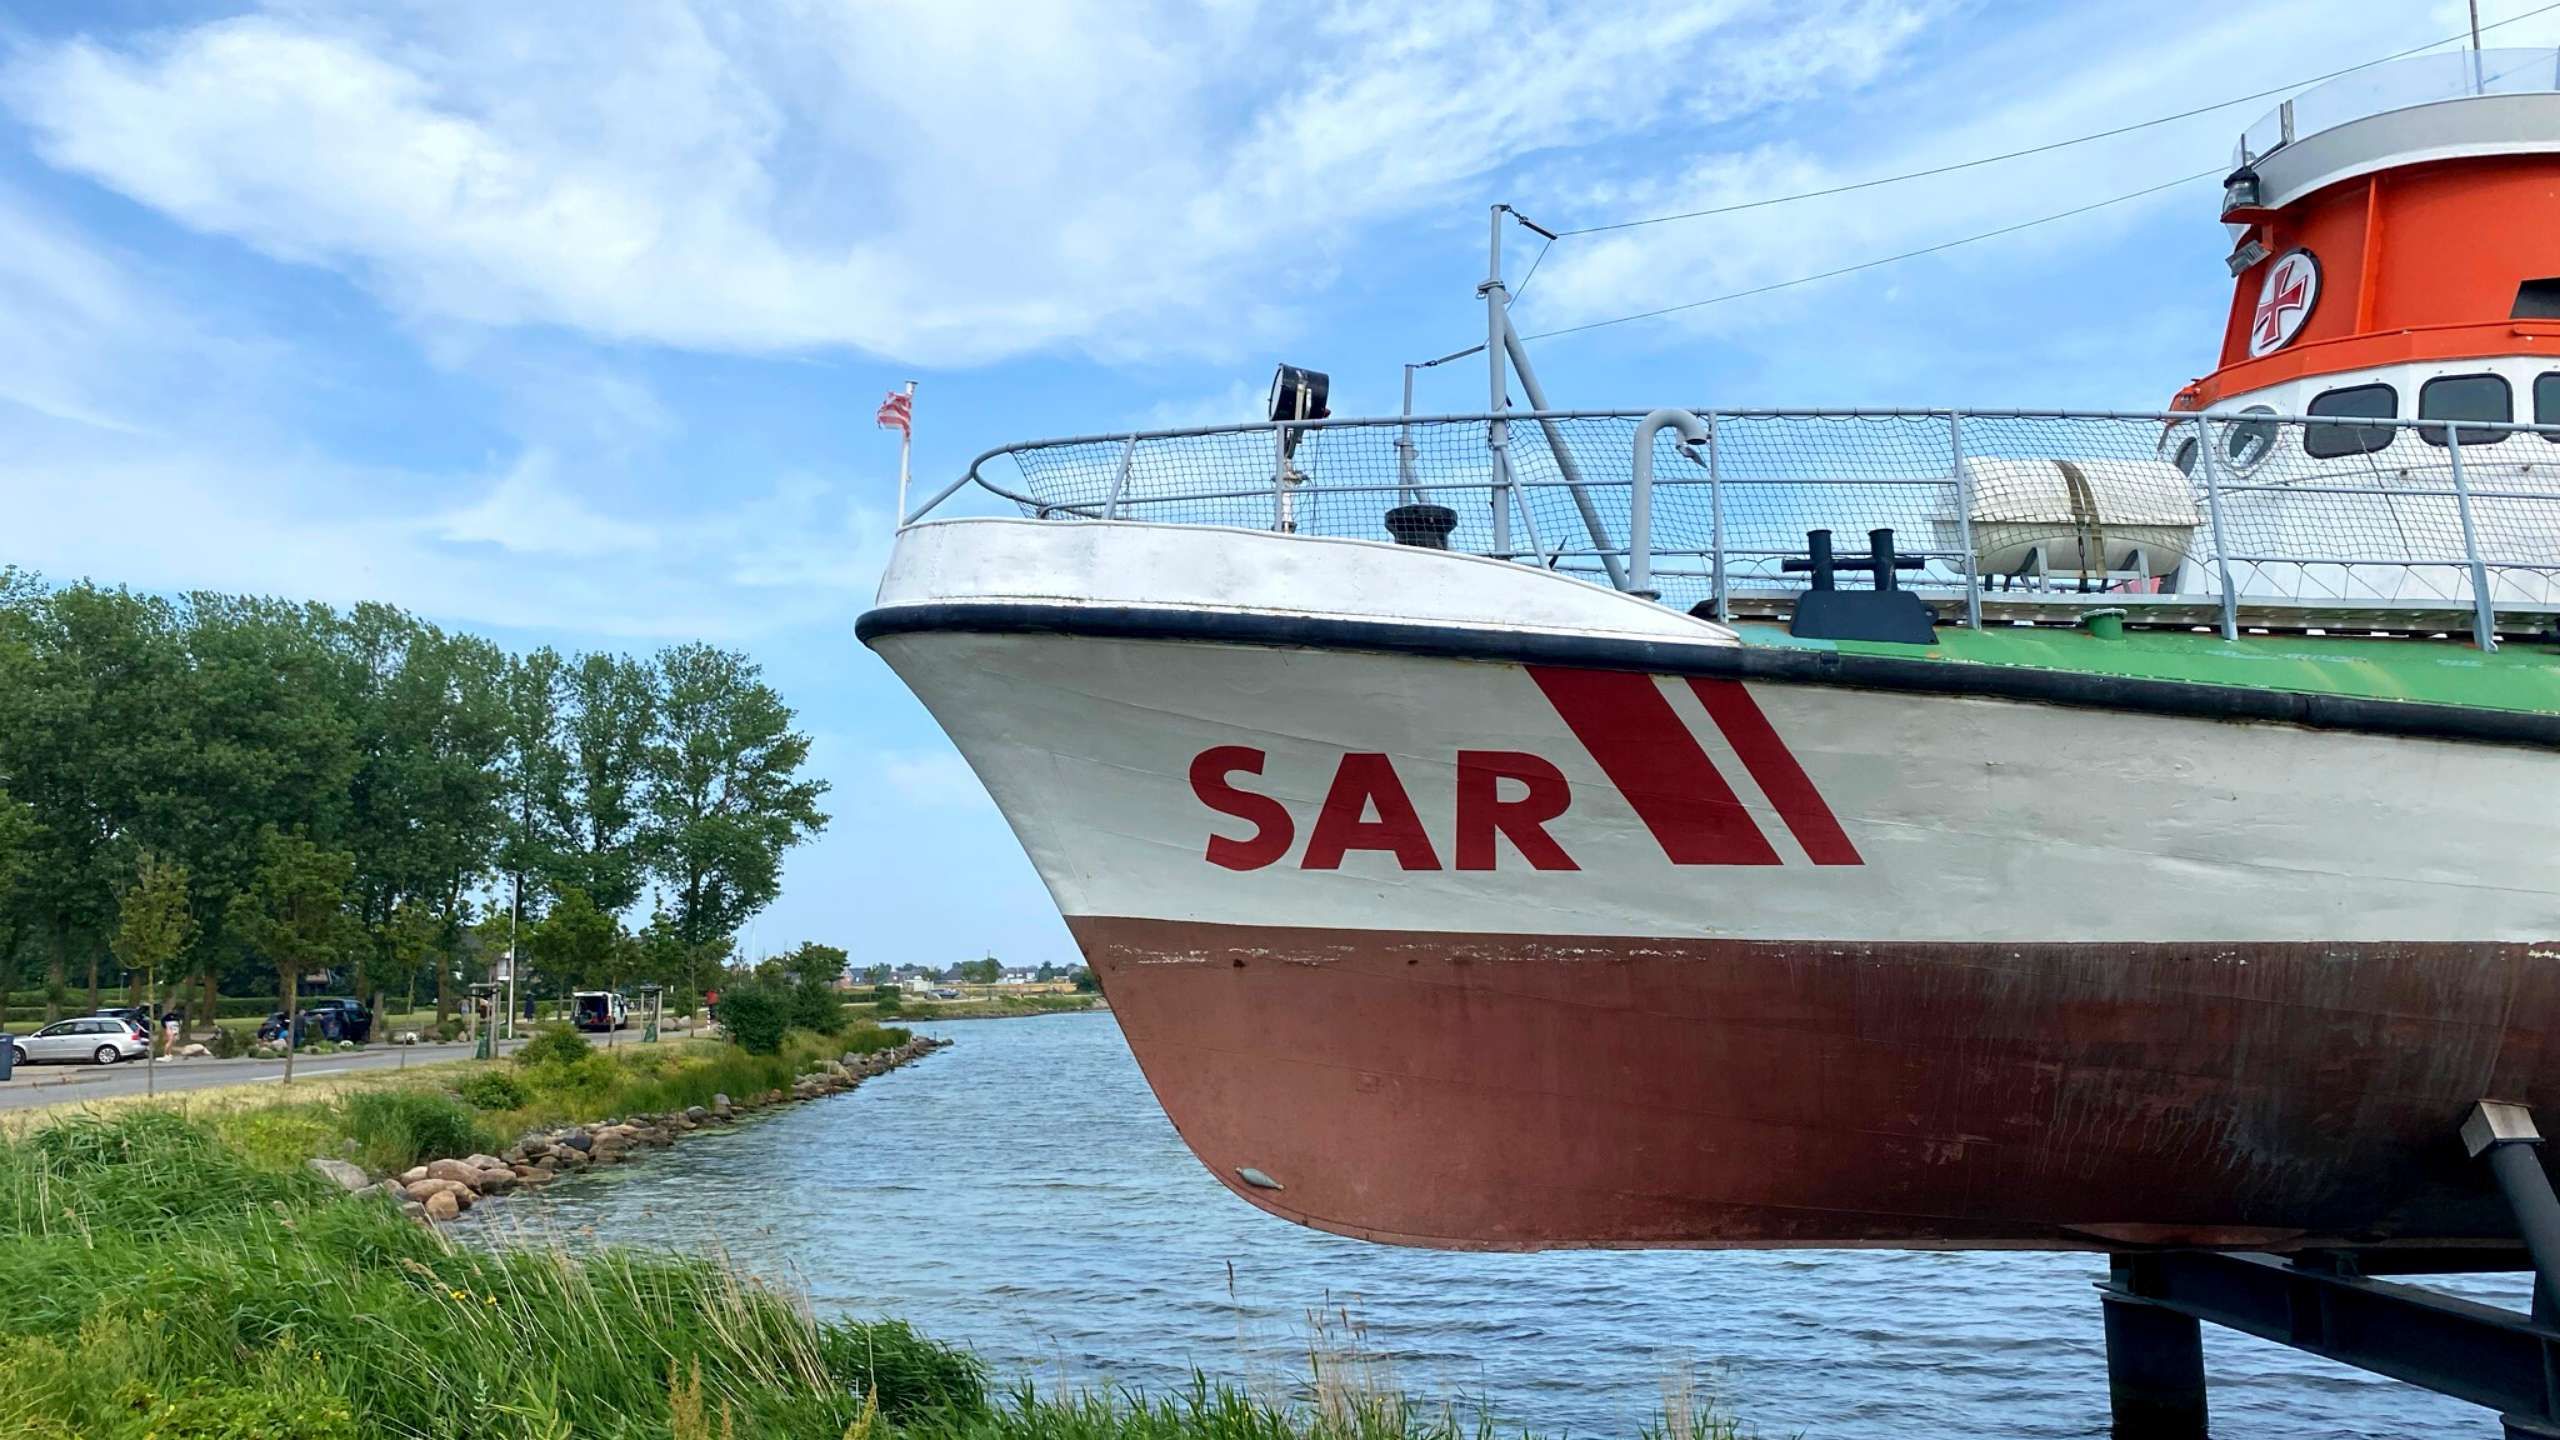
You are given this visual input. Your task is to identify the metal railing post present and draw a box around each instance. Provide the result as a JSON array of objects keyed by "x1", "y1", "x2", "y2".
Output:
[
  {"x1": 1483, "y1": 206, "x2": 1514, "y2": 559},
  {"x1": 1272, "y1": 424, "x2": 1293, "y2": 533},
  {"x1": 1630, "y1": 409, "x2": 1709, "y2": 602},
  {"x1": 1949, "y1": 410, "x2": 1982, "y2": 630},
  {"x1": 2444, "y1": 423, "x2": 2501, "y2": 651},
  {"x1": 1397, "y1": 365, "x2": 1419, "y2": 503},
  {"x1": 2191, "y1": 415, "x2": 2242, "y2": 642},
  {"x1": 1103, "y1": 434, "x2": 1138, "y2": 520},
  {"x1": 1709, "y1": 412, "x2": 1728, "y2": 622}
]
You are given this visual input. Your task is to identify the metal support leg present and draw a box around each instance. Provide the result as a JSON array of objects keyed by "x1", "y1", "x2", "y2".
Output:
[
  {"x1": 2467, "y1": 1102, "x2": 2560, "y2": 1315},
  {"x1": 2103, "y1": 1257, "x2": 2209, "y2": 1439}
]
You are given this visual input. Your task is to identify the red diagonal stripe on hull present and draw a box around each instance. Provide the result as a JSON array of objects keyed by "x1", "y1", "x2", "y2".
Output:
[
  {"x1": 1528, "y1": 666, "x2": 1780, "y2": 865},
  {"x1": 1686, "y1": 678, "x2": 1864, "y2": 866}
]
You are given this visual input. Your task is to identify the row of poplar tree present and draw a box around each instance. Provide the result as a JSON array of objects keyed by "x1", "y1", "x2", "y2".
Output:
[{"x1": 0, "y1": 567, "x2": 830, "y2": 1025}]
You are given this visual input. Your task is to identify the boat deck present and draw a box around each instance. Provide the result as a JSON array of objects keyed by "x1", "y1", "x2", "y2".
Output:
[{"x1": 1736, "y1": 618, "x2": 2560, "y2": 715}]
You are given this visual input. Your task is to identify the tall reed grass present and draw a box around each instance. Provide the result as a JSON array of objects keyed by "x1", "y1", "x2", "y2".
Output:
[{"x1": 0, "y1": 1036, "x2": 1760, "y2": 1440}]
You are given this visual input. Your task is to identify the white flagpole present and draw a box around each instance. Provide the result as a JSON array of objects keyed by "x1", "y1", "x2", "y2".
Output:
[{"x1": 895, "y1": 379, "x2": 918, "y2": 522}]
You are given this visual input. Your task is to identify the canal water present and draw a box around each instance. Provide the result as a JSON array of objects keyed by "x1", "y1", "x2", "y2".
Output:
[{"x1": 461, "y1": 1012, "x2": 2526, "y2": 1438}]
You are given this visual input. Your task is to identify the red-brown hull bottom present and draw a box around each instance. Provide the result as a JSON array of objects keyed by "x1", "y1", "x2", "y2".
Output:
[{"x1": 1073, "y1": 916, "x2": 2560, "y2": 1251}]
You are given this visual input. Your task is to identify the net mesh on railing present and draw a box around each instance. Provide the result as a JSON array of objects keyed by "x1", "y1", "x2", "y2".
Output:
[{"x1": 971, "y1": 411, "x2": 2560, "y2": 619}]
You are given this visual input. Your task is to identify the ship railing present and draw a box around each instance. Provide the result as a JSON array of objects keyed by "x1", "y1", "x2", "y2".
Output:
[
  {"x1": 910, "y1": 407, "x2": 2560, "y2": 651},
  {"x1": 2234, "y1": 47, "x2": 2560, "y2": 165}
]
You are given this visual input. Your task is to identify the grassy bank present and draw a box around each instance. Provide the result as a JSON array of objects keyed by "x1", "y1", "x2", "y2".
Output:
[
  {"x1": 860, "y1": 992, "x2": 1104, "y2": 1022},
  {"x1": 0, "y1": 1030, "x2": 1753, "y2": 1440}
]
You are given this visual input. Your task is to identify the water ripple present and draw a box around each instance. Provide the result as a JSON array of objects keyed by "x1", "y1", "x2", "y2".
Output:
[{"x1": 459, "y1": 1013, "x2": 2527, "y2": 1439}]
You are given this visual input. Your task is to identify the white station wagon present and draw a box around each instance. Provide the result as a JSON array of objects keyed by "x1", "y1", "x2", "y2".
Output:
[{"x1": 10, "y1": 1016, "x2": 149, "y2": 1067}]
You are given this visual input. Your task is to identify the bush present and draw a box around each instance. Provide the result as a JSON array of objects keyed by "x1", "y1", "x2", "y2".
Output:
[
  {"x1": 716, "y1": 979, "x2": 791, "y2": 1056},
  {"x1": 336, "y1": 1089, "x2": 490, "y2": 1173},
  {"x1": 454, "y1": 1069, "x2": 532, "y2": 1111},
  {"x1": 430, "y1": 1018, "x2": 464, "y2": 1043},
  {"x1": 515, "y1": 1024, "x2": 592, "y2": 1069},
  {"x1": 203, "y1": 1024, "x2": 254, "y2": 1059},
  {"x1": 788, "y1": 982, "x2": 845, "y2": 1037},
  {"x1": 840, "y1": 1024, "x2": 912, "y2": 1057}
]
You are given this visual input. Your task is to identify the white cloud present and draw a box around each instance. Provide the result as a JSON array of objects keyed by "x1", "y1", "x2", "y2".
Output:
[
  {"x1": 1506, "y1": 0, "x2": 2536, "y2": 346},
  {"x1": 0, "y1": 0, "x2": 1946, "y2": 367},
  {"x1": 434, "y1": 450, "x2": 665, "y2": 558},
  {"x1": 1133, "y1": 378, "x2": 1266, "y2": 433}
]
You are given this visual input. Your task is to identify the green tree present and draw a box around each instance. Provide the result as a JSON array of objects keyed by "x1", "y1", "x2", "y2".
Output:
[
  {"x1": 644, "y1": 644, "x2": 829, "y2": 948},
  {"x1": 497, "y1": 647, "x2": 573, "y2": 955},
  {"x1": 382, "y1": 896, "x2": 446, "y2": 1024},
  {"x1": 524, "y1": 886, "x2": 626, "y2": 997},
  {"x1": 161, "y1": 594, "x2": 360, "y2": 1026},
  {"x1": 110, "y1": 853, "x2": 193, "y2": 1079},
  {"x1": 1069, "y1": 967, "x2": 1098, "y2": 994},
  {"x1": 955, "y1": 956, "x2": 1002, "y2": 986},
  {"x1": 342, "y1": 606, "x2": 508, "y2": 1018},
  {"x1": 224, "y1": 829, "x2": 358, "y2": 1083},
  {"x1": 857, "y1": 962, "x2": 893, "y2": 986},
  {"x1": 555, "y1": 651, "x2": 657, "y2": 913},
  {"x1": 772, "y1": 941, "x2": 848, "y2": 1035},
  {"x1": 0, "y1": 584, "x2": 191, "y2": 1017}
]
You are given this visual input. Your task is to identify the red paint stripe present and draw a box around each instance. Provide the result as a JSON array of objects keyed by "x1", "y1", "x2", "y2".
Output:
[
  {"x1": 1687, "y1": 679, "x2": 1863, "y2": 866},
  {"x1": 1528, "y1": 667, "x2": 1779, "y2": 866}
]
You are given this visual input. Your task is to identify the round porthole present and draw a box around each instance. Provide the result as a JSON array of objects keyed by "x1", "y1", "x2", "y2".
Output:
[{"x1": 2224, "y1": 405, "x2": 2279, "y2": 470}]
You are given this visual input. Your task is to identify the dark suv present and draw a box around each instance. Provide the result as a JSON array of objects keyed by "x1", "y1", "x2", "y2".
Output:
[
  {"x1": 302, "y1": 998, "x2": 374, "y2": 1042},
  {"x1": 258, "y1": 1000, "x2": 373, "y2": 1046}
]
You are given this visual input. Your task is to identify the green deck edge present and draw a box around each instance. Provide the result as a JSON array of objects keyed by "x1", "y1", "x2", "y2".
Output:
[{"x1": 1735, "y1": 620, "x2": 2560, "y2": 715}]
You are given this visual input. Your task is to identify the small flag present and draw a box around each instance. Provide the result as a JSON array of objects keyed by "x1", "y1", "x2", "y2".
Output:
[{"x1": 875, "y1": 389, "x2": 913, "y2": 437}]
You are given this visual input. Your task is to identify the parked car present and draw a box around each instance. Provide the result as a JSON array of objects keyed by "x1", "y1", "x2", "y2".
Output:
[
  {"x1": 257, "y1": 1009, "x2": 350, "y2": 1046},
  {"x1": 11, "y1": 1016, "x2": 150, "y2": 1067},
  {"x1": 931, "y1": 988, "x2": 961, "y2": 1000},
  {"x1": 571, "y1": 991, "x2": 629, "y2": 1033},
  {"x1": 302, "y1": 997, "x2": 373, "y2": 1042}
]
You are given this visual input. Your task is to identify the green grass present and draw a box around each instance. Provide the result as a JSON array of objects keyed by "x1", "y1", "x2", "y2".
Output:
[
  {"x1": 0, "y1": 1112, "x2": 984, "y2": 1439},
  {"x1": 0, "y1": 1036, "x2": 1760, "y2": 1440}
]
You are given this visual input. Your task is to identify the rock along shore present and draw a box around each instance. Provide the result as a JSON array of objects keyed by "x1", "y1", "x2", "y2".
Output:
[{"x1": 302, "y1": 1034, "x2": 951, "y2": 1223}]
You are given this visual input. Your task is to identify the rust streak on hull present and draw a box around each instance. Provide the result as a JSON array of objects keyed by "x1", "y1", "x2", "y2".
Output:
[{"x1": 1074, "y1": 915, "x2": 2560, "y2": 1252}]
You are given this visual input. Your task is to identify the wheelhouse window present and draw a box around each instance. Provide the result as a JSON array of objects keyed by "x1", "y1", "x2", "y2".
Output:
[
  {"x1": 2418, "y1": 373, "x2": 2511, "y2": 446},
  {"x1": 2303, "y1": 383, "x2": 2396, "y2": 459},
  {"x1": 2535, "y1": 372, "x2": 2560, "y2": 440}
]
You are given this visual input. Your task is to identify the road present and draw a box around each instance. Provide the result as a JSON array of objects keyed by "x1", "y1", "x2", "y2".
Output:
[
  {"x1": 0, "y1": 1037, "x2": 530, "y2": 1110},
  {"x1": 0, "y1": 1023, "x2": 708, "y2": 1112}
]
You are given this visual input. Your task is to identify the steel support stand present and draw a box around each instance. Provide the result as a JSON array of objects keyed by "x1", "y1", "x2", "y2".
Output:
[
  {"x1": 2098, "y1": 1101, "x2": 2560, "y2": 1438},
  {"x1": 2467, "y1": 1102, "x2": 2560, "y2": 1315},
  {"x1": 2101, "y1": 1258, "x2": 2208, "y2": 1439}
]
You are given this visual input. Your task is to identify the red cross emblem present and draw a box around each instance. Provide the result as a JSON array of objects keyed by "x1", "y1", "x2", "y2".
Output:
[{"x1": 2249, "y1": 250, "x2": 2318, "y2": 356}]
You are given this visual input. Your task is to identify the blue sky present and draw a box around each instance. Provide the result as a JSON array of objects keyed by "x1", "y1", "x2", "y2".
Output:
[{"x1": 1, "y1": 0, "x2": 2546, "y2": 968}]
